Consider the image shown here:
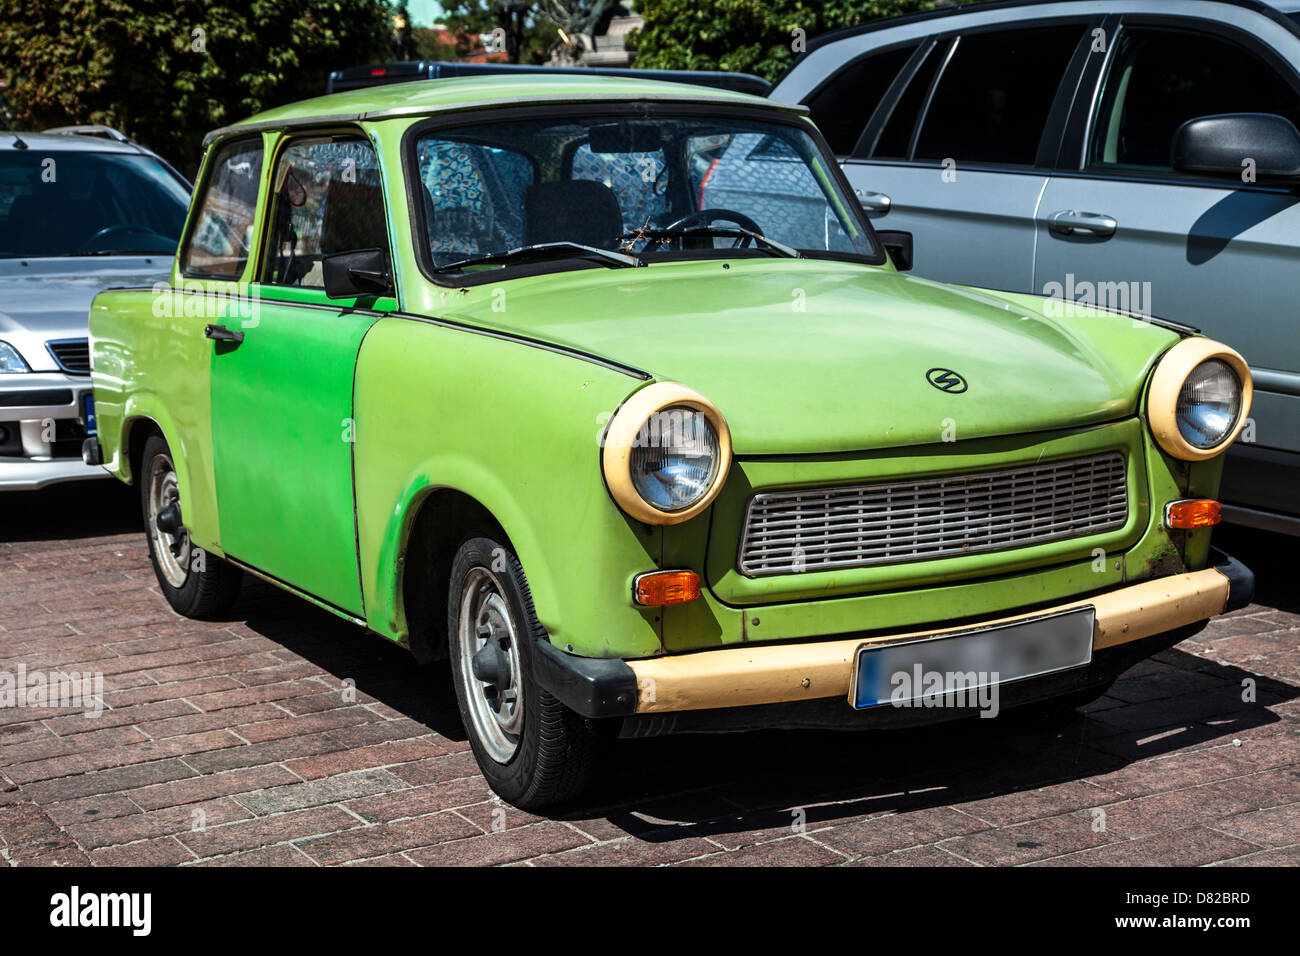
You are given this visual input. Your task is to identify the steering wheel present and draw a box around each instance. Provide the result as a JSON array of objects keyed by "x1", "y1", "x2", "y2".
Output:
[
  {"x1": 663, "y1": 208, "x2": 765, "y2": 248},
  {"x1": 76, "y1": 224, "x2": 162, "y2": 254}
]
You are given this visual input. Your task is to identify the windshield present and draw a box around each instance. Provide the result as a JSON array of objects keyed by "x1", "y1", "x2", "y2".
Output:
[
  {"x1": 0, "y1": 150, "x2": 189, "y2": 258},
  {"x1": 412, "y1": 112, "x2": 878, "y2": 275}
]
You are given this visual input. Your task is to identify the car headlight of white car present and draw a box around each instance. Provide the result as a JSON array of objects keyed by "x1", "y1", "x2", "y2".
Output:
[{"x1": 0, "y1": 341, "x2": 30, "y2": 373}]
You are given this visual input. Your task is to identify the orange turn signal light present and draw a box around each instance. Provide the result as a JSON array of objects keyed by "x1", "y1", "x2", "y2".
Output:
[
  {"x1": 633, "y1": 570, "x2": 701, "y2": 606},
  {"x1": 1164, "y1": 498, "x2": 1221, "y2": 529}
]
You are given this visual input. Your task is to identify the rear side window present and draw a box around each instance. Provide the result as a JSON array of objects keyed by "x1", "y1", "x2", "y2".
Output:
[
  {"x1": 180, "y1": 138, "x2": 263, "y2": 279},
  {"x1": 262, "y1": 136, "x2": 388, "y2": 288},
  {"x1": 1089, "y1": 26, "x2": 1300, "y2": 171},
  {"x1": 913, "y1": 25, "x2": 1084, "y2": 165},
  {"x1": 805, "y1": 44, "x2": 917, "y2": 155}
]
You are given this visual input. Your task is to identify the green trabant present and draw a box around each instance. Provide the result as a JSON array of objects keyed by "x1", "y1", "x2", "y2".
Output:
[{"x1": 88, "y1": 76, "x2": 1255, "y2": 808}]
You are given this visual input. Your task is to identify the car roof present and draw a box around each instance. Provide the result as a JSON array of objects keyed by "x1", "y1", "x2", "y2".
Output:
[
  {"x1": 792, "y1": 0, "x2": 1300, "y2": 57},
  {"x1": 203, "y1": 73, "x2": 805, "y2": 146},
  {"x1": 0, "y1": 131, "x2": 150, "y2": 154}
]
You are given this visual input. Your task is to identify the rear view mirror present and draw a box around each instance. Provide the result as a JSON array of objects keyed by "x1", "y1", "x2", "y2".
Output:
[
  {"x1": 876, "y1": 230, "x2": 913, "y2": 272},
  {"x1": 1171, "y1": 112, "x2": 1300, "y2": 182},
  {"x1": 588, "y1": 122, "x2": 664, "y2": 154},
  {"x1": 323, "y1": 248, "x2": 394, "y2": 299}
]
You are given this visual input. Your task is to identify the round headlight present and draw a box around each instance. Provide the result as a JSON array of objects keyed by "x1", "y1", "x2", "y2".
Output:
[
  {"x1": 602, "y1": 383, "x2": 732, "y2": 525},
  {"x1": 629, "y1": 406, "x2": 720, "y2": 512},
  {"x1": 1148, "y1": 338, "x2": 1252, "y2": 461},
  {"x1": 1176, "y1": 359, "x2": 1241, "y2": 449}
]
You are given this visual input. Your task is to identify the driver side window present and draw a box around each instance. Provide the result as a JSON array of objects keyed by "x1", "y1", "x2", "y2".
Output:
[
  {"x1": 262, "y1": 136, "x2": 388, "y2": 288},
  {"x1": 180, "y1": 138, "x2": 263, "y2": 279}
]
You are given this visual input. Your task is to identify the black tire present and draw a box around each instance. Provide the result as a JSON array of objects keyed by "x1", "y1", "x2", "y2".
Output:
[
  {"x1": 446, "y1": 535, "x2": 610, "y2": 808},
  {"x1": 140, "y1": 434, "x2": 242, "y2": 619}
]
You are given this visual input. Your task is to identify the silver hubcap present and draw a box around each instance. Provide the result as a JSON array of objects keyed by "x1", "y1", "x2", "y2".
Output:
[
  {"x1": 146, "y1": 453, "x2": 190, "y2": 589},
  {"x1": 457, "y1": 567, "x2": 524, "y2": 763}
]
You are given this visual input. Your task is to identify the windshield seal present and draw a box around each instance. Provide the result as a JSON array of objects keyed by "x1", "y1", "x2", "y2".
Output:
[{"x1": 401, "y1": 101, "x2": 886, "y2": 288}]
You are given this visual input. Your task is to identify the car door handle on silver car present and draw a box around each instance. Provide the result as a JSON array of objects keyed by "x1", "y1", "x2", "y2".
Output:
[
  {"x1": 204, "y1": 324, "x2": 244, "y2": 345},
  {"x1": 1047, "y1": 210, "x2": 1117, "y2": 238},
  {"x1": 856, "y1": 190, "x2": 892, "y2": 214}
]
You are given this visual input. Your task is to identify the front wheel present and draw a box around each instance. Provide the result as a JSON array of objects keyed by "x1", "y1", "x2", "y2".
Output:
[
  {"x1": 446, "y1": 536, "x2": 610, "y2": 808},
  {"x1": 140, "y1": 434, "x2": 242, "y2": 619}
]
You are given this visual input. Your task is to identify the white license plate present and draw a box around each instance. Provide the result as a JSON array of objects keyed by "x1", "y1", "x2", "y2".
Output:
[{"x1": 849, "y1": 607, "x2": 1095, "y2": 710}]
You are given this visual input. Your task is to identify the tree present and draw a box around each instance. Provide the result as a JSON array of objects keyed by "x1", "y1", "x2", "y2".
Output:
[
  {"x1": 627, "y1": 0, "x2": 952, "y2": 82},
  {"x1": 0, "y1": 0, "x2": 400, "y2": 174},
  {"x1": 439, "y1": 1, "x2": 560, "y2": 64}
]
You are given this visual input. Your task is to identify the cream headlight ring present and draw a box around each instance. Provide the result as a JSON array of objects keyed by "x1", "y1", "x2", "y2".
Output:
[
  {"x1": 601, "y1": 382, "x2": 732, "y2": 525},
  {"x1": 1148, "y1": 337, "x2": 1253, "y2": 461}
]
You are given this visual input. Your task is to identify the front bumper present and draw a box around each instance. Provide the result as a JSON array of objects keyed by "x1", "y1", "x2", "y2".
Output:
[
  {"x1": 535, "y1": 550, "x2": 1253, "y2": 720},
  {"x1": 0, "y1": 373, "x2": 105, "y2": 490}
]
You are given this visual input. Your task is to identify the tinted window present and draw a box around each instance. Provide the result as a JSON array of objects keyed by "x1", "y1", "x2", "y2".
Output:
[
  {"x1": 914, "y1": 25, "x2": 1083, "y2": 165},
  {"x1": 0, "y1": 151, "x2": 188, "y2": 259},
  {"x1": 805, "y1": 44, "x2": 917, "y2": 155},
  {"x1": 181, "y1": 138, "x2": 262, "y2": 279},
  {"x1": 872, "y1": 43, "x2": 944, "y2": 159},
  {"x1": 1089, "y1": 26, "x2": 1300, "y2": 170},
  {"x1": 262, "y1": 137, "x2": 388, "y2": 288}
]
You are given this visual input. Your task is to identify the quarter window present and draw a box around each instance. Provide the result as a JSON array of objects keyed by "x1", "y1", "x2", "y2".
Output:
[
  {"x1": 262, "y1": 136, "x2": 388, "y2": 288},
  {"x1": 180, "y1": 138, "x2": 262, "y2": 279},
  {"x1": 913, "y1": 25, "x2": 1084, "y2": 165},
  {"x1": 805, "y1": 44, "x2": 918, "y2": 155},
  {"x1": 1088, "y1": 26, "x2": 1300, "y2": 171}
]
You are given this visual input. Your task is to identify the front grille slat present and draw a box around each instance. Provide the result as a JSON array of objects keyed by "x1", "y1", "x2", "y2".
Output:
[
  {"x1": 46, "y1": 339, "x2": 91, "y2": 375},
  {"x1": 737, "y1": 452, "x2": 1129, "y2": 576}
]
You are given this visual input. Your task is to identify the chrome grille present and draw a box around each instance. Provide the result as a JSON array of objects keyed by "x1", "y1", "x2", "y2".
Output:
[
  {"x1": 737, "y1": 452, "x2": 1128, "y2": 577},
  {"x1": 46, "y1": 339, "x2": 90, "y2": 374}
]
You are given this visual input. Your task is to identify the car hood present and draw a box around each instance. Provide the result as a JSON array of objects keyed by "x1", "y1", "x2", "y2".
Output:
[
  {"x1": 0, "y1": 257, "x2": 172, "y2": 370},
  {"x1": 431, "y1": 259, "x2": 1182, "y2": 455}
]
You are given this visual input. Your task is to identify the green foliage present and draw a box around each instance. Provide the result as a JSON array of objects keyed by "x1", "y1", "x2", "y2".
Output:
[
  {"x1": 627, "y1": 0, "x2": 950, "y2": 81},
  {"x1": 0, "y1": 0, "x2": 399, "y2": 174}
]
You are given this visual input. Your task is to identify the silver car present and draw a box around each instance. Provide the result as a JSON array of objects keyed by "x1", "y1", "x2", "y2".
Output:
[
  {"x1": 0, "y1": 128, "x2": 188, "y2": 490},
  {"x1": 772, "y1": 0, "x2": 1300, "y2": 534}
]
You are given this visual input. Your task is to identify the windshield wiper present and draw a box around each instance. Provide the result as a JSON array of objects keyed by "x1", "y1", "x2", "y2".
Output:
[
  {"x1": 433, "y1": 241, "x2": 642, "y2": 273},
  {"x1": 630, "y1": 226, "x2": 802, "y2": 259},
  {"x1": 64, "y1": 249, "x2": 175, "y2": 257}
]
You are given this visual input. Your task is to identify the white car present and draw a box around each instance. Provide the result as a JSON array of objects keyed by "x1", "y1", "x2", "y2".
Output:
[{"x1": 0, "y1": 127, "x2": 189, "y2": 490}]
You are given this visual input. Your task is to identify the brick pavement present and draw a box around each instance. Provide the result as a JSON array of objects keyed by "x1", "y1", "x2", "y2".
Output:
[{"x1": 1, "y1": 480, "x2": 1296, "y2": 866}]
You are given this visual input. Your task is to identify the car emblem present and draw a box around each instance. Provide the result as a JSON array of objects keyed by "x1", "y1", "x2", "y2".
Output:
[{"x1": 926, "y1": 368, "x2": 968, "y2": 393}]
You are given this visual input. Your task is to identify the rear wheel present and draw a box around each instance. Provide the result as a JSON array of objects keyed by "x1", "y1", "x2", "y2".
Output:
[
  {"x1": 140, "y1": 434, "x2": 242, "y2": 619},
  {"x1": 446, "y1": 535, "x2": 610, "y2": 808}
]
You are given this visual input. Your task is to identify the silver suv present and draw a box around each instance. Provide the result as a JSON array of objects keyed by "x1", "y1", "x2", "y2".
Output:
[
  {"x1": 773, "y1": 0, "x2": 1300, "y2": 534},
  {"x1": 0, "y1": 127, "x2": 189, "y2": 490}
]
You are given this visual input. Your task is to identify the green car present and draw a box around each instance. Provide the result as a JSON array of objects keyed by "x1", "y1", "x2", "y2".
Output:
[{"x1": 88, "y1": 76, "x2": 1255, "y2": 808}]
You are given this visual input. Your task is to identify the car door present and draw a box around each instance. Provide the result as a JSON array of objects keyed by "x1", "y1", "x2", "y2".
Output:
[
  {"x1": 833, "y1": 20, "x2": 1096, "y2": 290},
  {"x1": 208, "y1": 132, "x2": 396, "y2": 616},
  {"x1": 1034, "y1": 14, "x2": 1300, "y2": 520}
]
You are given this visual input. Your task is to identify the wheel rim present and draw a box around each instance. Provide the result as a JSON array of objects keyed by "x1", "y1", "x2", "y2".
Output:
[
  {"x1": 146, "y1": 452, "x2": 190, "y2": 589},
  {"x1": 457, "y1": 566, "x2": 524, "y2": 763}
]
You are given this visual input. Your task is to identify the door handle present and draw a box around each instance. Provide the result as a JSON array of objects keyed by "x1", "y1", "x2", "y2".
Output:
[
  {"x1": 1048, "y1": 210, "x2": 1117, "y2": 238},
  {"x1": 204, "y1": 324, "x2": 244, "y2": 345},
  {"x1": 856, "y1": 190, "x2": 892, "y2": 214}
]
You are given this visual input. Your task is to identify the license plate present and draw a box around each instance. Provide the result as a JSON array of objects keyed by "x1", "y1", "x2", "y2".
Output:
[
  {"x1": 849, "y1": 607, "x2": 1095, "y2": 710},
  {"x1": 81, "y1": 392, "x2": 97, "y2": 435}
]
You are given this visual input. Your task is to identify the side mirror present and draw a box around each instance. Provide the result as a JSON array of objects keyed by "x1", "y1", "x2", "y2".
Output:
[
  {"x1": 876, "y1": 230, "x2": 913, "y2": 272},
  {"x1": 323, "y1": 248, "x2": 394, "y2": 299},
  {"x1": 1171, "y1": 112, "x2": 1300, "y2": 182}
]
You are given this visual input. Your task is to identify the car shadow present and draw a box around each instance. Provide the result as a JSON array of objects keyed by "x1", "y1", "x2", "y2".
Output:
[
  {"x1": 2, "y1": 479, "x2": 141, "y2": 542},
  {"x1": 236, "y1": 570, "x2": 1295, "y2": 845},
  {"x1": 27, "y1": 482, "x2": 1294, "y2": 844}
]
